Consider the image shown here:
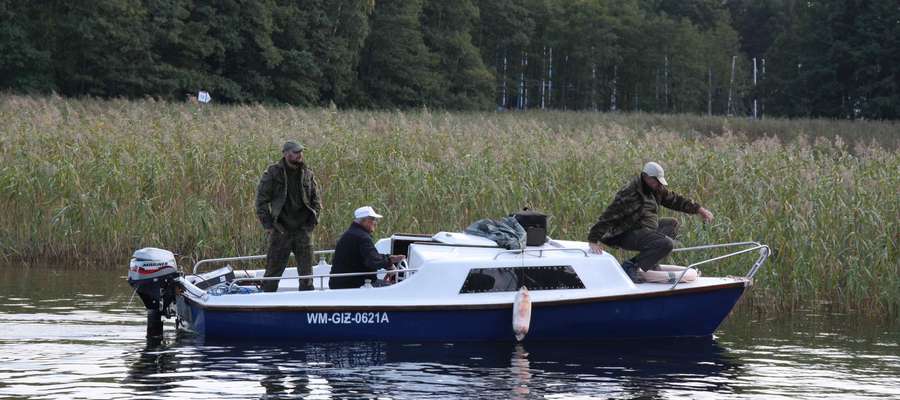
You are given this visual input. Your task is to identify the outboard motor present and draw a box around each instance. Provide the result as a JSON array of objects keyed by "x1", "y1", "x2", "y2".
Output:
[{"x1": 127, "y1": 248, "x2": 180, "y2": 338}]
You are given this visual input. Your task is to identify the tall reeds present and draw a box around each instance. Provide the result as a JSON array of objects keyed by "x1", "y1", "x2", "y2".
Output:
[{"x1": 1, "y1": 95, "x2": 897, "y2": 316}]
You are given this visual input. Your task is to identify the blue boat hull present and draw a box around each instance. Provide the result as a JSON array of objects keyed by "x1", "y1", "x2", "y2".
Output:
[{"x1": 177, "y1": 283, "x2": 747, "y2": 341}]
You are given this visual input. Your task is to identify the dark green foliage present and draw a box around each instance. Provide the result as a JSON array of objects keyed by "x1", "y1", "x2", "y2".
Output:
[
  {"x1": 641, "y1": 0, "x2": 730, "y2": 30},
  {"x1": 47, "y1": 0, "x2": 156, "y2": 97},
  {"x1": 543, "y1": 0, "x2": 624, "y2": 110},
  {"x1": 764, "y1": 0, "x2": 900, "y2": 119},
  {"x1": 143, "y1": 0, "x2": 223, "y2": 99},
  {"x1": 725, "y1": 0, "x2": 795, "y2": 58},
  {"x1": 313, "y1": 0, "x2": 373, "y2": 105},
  {"x1": 474, "y1": 0, "x2": 535, "y2": 108},
  {"x1": 267, "y1": 0, "x2": 371, "y2": 105},
  {"x1": 357, "y1": 0, "x2": 438, "y2": 108},
  {"x1": 0, "y1": 2, "x2": 54, "y2": 92},
  {"x1": 422, "y1": 0, "x2": 494, "y2": 109},
  {"x1": 0, "y1": 0, "x2": 896, "y2": 118}
]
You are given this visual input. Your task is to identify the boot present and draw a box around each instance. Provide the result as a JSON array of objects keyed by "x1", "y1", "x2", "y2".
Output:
[{"x1": 621, "y1": 260, "x2": 644, "y2": 283}]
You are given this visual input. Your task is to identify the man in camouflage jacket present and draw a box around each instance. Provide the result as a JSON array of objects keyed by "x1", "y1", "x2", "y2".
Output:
[
  {"x1": 588, "y1": 162, "x2": 713, "y2": 282},
  {"x1": 256, "y1": 141, "x2": 322, "y2": 292}
]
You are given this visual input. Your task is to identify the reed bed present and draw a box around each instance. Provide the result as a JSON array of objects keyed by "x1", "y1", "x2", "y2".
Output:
[{"x1": 1, "y1": 95, "x2": 897, "y2": 316}]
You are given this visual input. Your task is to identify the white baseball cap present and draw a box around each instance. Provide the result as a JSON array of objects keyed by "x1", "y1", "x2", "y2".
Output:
[
  {"x1": 642, "y1": 162, "x2": 668, "y2": 186},
  {"x1": 354, "y1": 206, "x2": 383, "y2": 219}
]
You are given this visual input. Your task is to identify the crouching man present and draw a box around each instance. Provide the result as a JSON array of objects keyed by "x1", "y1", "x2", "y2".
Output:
[{"x1": 588, "y1": 162, "x2": 713, "y2": 283}]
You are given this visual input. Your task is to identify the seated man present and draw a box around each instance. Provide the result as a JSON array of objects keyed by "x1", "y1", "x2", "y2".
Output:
[
  {"x1": 588, "y1": 162, "x2": 713, "y2": 283},
  {"x1": 329, "y1": 206, "x2": 406, "y2": 289}
]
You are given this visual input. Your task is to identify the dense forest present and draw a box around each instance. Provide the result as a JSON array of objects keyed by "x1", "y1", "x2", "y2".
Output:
[{"x1": 1, "y1": 0, "x2": 898, "y2": 119}]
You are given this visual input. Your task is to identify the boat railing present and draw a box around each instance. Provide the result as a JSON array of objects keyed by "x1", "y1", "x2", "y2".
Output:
[
  {"x1": 191, "y1": 250, "x2": 335, "y2": 274},
  {"x1": 225, "y1": 267, "x2": 417, "y2": 293},
  {"x1": 493, "y1": 248, "x2": 589, "y2": 260},
  {"x1": 668, "y1": 241, "x2": 771, "y2": 290}
]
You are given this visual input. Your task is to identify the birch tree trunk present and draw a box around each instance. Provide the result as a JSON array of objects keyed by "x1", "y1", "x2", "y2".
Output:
[
  {"x1": 547, "y1": 47, "x2": 553, "y2": 109},
  {"x1": 591, "y1": 63, "x2": 597, "y2": 111},
  {"x1": 664, "y1": 56, "x2": 670, "y2": 112},
  {"x1": 708, "y1": 66, "x2": 712, "y2": 116},
  {"x1": 540, "y1": 46, "x2": 546, "y2": 109},
  {"x1": 518, "y1": 51, "x2": 527, "y2": 109},
  {"x1": 728, "y1": 55, "x2": 736, "y2": 116},
  {"x1": 610, "y1": 65, "x2": 617, "y2": 112},
  {"x1": 501, "y1": 52, "x2": 508, "y2": 108},
  {"x1": 753, "y1": 57, "x2": 758, "y2": 119}
]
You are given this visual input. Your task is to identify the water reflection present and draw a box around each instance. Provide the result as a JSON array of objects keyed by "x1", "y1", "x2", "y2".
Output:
[
  {"x1": 119, "y1": 334, "x2": 742, "y2": 399},
  {"x1": 2, "y1": 267, "x2": 899, "y2": 399},
  {"x1": 510, "y1": 345, "x2": 531, "y2": 399},
  {"x1": 120, "y1": 341, "x2": 181, "y2": 394}
]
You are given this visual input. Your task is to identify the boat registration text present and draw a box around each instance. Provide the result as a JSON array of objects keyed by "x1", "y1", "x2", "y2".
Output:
[{"x1": 306, "y1": 312, "x2": 390, "y2": 325}]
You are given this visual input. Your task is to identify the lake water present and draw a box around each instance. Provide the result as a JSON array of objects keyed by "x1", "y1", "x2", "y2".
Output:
[{"x1": 1, "y1": 266, "x2": 898, "y2": 399}]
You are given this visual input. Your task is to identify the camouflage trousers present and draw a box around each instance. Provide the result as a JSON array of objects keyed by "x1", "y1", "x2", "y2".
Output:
[
  {"x1": 262, "y1": 229, "x2": 315, "y2": 292},
  {"x1": 603, "y1": 218, "x2": 679, "y2": 272}
]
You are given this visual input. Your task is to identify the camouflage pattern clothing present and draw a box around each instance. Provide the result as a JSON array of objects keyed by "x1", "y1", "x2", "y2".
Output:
[
  {"x1": 256, "y1": 159, "x2": 321, "y2": 292},
  {"x1": 588, "y1": 175, "x2": 701, "y2": 271},
  {"x1": 262, "y1": 229, "x2": 315, "y2": 292},
  {"x1": 611, "y1": 217, "x2": 680, "y2": 271}
]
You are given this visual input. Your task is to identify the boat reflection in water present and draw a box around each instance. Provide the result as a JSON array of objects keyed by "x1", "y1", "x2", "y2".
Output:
[{"x1": 122, "y1": 333, "x2": 743, "y2": 398}]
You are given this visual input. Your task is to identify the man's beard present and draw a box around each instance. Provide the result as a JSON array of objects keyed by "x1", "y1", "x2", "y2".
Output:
[{"x1": 286, "y1": 158, "x2": 302, "y2": 168}]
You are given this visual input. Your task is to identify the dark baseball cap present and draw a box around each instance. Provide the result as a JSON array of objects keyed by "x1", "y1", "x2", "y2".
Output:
[{"x1": 282, "y1": 141, "x2": 305, "y2": 153}]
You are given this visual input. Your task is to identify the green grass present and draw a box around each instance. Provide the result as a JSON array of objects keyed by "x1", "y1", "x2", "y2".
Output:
[{"x1": 1, "y1": 94, "x2": 897, "y2": 317}]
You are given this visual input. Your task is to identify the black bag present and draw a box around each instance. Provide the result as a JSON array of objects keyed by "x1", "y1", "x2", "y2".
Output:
[{"x1": 513, "y1": 209, "x2": 548, "y2": 246}]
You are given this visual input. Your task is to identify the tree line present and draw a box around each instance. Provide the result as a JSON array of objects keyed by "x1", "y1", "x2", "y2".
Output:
[{"x1": 1, "y1": 0, "x2": 897, "y2": 119}]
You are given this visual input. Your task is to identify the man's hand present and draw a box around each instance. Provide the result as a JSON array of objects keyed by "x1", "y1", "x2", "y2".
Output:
[
  {"x1": 588, "y1": 242, "x2": 605, "y2": 254},
  {"x1": 698, "y1": 207, "x2": 714, "y2": 223},
  {"x1": 384, "y1": 255, "x2": 406, "y2": 285}
]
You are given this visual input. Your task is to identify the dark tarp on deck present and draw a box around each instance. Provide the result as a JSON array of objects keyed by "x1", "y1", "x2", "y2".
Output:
[{"x1": 464, "y1": 216, "x2": 526, "y2": 250}]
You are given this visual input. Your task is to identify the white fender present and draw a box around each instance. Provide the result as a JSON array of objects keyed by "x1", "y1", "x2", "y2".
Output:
[
  {"x1": 639, "y1": 265, "x2": 700, "y2": 283},
  {"x1": 512, "y1": 286, "x2": 532, "y2": 341}
]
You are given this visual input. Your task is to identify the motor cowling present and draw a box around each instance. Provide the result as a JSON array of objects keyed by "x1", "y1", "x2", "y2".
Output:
[{"x1": 128, "y1": 248, "x2": 180, "y2": 339}]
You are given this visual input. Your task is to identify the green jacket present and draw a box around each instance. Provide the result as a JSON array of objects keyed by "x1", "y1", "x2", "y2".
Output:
[
  {"x1": 588, "y1": 175, "x2": 700, "y2": 244},
  {"x1": 255, "y1": 159, "x2": 321, "y2": 232}
]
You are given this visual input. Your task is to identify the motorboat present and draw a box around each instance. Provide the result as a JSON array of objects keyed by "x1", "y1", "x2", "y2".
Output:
[{"x1": 127, "y1": 229, "x2": 770, "y2": 342}]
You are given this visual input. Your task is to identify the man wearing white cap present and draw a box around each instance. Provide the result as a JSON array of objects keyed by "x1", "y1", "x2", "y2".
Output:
[
  {"x1": 588, "y1": 162, "x2": 713, "y2": 283},
  {"x1": 329, "y1": 206, "x2": 406, "y2": 289}
]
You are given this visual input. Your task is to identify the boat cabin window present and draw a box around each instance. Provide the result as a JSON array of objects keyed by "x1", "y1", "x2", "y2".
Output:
[{"x1": 459, "y1": 266, "x2": 585, "y2": 294}]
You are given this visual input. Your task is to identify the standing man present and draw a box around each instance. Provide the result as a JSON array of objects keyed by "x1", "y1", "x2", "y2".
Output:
[
  {"x1": 329, "y1": 206, "x2": 406, "y2": 289},
  {"x1": 588, "y1": 162, "x2": 713, "y2": 283},
  {"x1": 256, "y1": 141, "x2": 321, "y2": 292}
]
